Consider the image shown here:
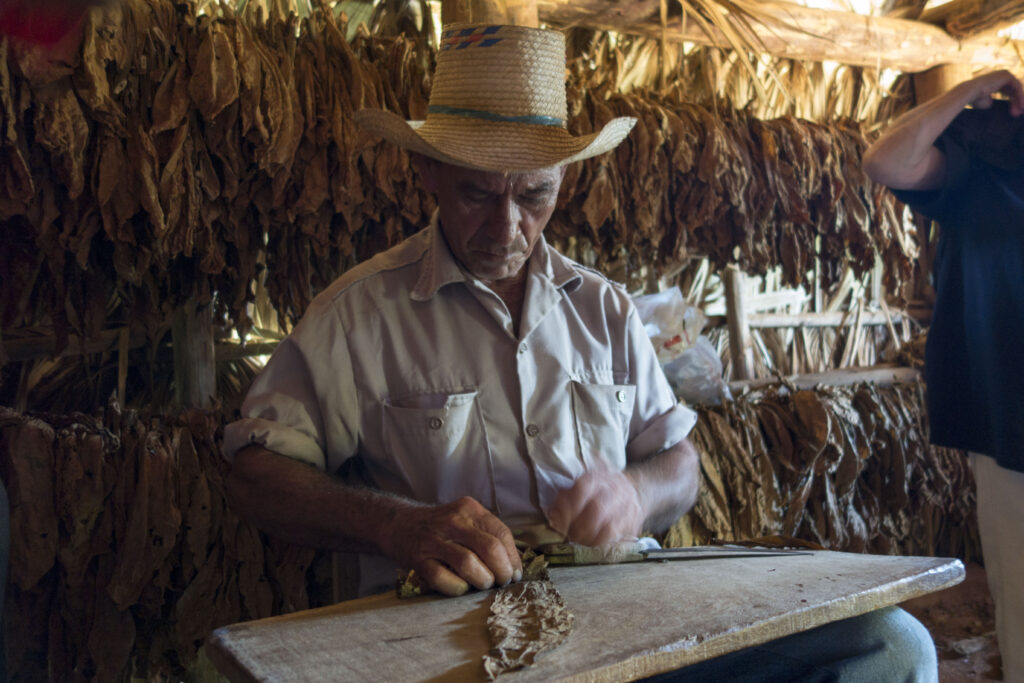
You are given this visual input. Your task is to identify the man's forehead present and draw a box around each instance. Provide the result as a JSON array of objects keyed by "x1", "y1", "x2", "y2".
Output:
[{"x1": 443, "y1": 163, "x2": 563, "y2": 191}]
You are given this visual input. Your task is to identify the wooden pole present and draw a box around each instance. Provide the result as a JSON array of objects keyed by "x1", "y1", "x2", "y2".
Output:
[
  {"x1": 441, "y1": 0, "x2": 537, "y2": 25},
  {"x1": 507, "y1": 0, "x2": 538, "y2": 26},
  {"x1": 910, "y1": 64, "x2": 969, "y2": 312},
  {"x1": 535, "y1": 0, "x2": 1024, "y2": 72},
  {"x1": 724, "y1": 267, "x2": 755, "y2": 381},
  {"x1": 913, "y1": 64, "x2": 972, "y2": 105},
  {"x1": 172, "y1": 302, "x2": 216, "y2": 408},
  {"x1": 919, "y1": 0, "x2": 1024, "y2": 38}
]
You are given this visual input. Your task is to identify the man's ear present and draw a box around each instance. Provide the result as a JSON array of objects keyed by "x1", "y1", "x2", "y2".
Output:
[{"x1": 413, "y1": 154, "x2": 439, "y2": 193}]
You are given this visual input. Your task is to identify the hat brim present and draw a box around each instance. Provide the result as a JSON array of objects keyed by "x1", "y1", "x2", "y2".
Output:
[{"x1": 354, "y1": 110, "x2": 637, "y2": 173}]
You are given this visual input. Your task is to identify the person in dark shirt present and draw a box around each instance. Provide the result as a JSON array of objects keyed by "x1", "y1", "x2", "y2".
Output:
[{"x1": 864, "y1": 70, "x2": 1024, "y2": 682}]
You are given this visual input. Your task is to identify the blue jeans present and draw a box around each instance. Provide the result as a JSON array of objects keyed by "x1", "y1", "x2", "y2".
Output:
[{"x1": 644, "y1": 607, "x2": 937, "y2": 682}]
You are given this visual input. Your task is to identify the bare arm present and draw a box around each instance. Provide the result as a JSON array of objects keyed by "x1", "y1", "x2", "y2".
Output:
[
  {"x1": 863, "y1": 70, "x2": 1024, "y2": 191},
  {"x1": 226, "y1": 445, "x2": 522, "y2": 596},
  {"x1": 545, "y1": 438, "x2": 700, "y2": 547}
]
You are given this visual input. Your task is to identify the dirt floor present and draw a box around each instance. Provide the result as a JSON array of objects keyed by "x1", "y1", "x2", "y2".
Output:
[{"x1": 901, "y1": 562, "x2": 1002, "y2": 682}]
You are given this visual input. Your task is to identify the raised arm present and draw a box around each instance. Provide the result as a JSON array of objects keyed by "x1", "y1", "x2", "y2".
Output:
[
  {"x1": 226, "y1": 445, "x2": 522, "y2": 596},
  {"x1": 863, "y1": 70, "x2": 1024, "y2": 191}
]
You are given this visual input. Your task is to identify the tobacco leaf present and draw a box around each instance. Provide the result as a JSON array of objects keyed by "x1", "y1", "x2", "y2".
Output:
[
  {"x1": 0, "y1": 410, "x2": 58, "y2": 590},
  {"x1": 482, "y1": 579, "x2": 574, "y2": 680}
]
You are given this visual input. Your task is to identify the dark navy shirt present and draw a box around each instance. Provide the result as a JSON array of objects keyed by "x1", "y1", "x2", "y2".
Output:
[{"x1": 892, "y1": 101, "x2": 1024, "y2": 473}]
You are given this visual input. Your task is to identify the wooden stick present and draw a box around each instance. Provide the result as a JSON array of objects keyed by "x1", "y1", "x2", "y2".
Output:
[
  {"x1": 172, "y1": 301, "x2": 216, "y2": 409},
  {"x1": 880, "y1": 299, "x2": 902, "y2": 353},
  {"x1": 840, "y1": 299, "x2": 865, "y2": 369},
  {"x1": 830, "y1": 308, "x2": 854, "y2": 367},
  {"x1": 724, "y1": 267, "x2": 755, "y2": 381}
]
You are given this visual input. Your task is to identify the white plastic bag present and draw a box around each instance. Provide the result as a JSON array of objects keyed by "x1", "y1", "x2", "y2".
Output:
[
  {"x1": 633, "y1": 288, "x2": 731, "y2": 405},
  {"x1": 662, "y1": 336, "x2": 732, "y2": 406},
  {"x1": 632, "y1": 288, "x2": 707, "y2": 363}
]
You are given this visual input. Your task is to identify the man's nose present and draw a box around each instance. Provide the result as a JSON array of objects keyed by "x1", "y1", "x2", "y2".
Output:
[{"x1": 486, "y1": 196, "x2": 519, "y2": 246}]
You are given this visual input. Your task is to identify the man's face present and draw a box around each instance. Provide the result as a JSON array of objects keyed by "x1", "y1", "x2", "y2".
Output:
[{"x1": 418, "y1": 158, "x2": 565, "y2": 284}]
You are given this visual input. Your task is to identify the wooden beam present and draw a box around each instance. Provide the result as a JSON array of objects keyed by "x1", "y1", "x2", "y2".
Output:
[
  {"x1": 2, "y1": 327, "x2": 143, "y2": 363},
  {"x1": 723, "y1": 267, "x2": 755, "y2": 381},
  {"x1": 536, "y1": 0, "x2": 1023, "y2": 72},
  {"x1": 1, "y1": 329, "x2": 280, "y2": 364},
  {"x1": 920, "y1": 0, "x2": 1024, "y2": 39},
  {"x1": 708, "y1": 310, "x2": 907, "y2": 329},
  {"x1": 727, "y1": 364, "x2": 920, "y2": 394}
]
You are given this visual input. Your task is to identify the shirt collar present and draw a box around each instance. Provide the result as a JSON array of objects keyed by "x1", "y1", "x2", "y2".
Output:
[
  {"x1": 411, "y1": 214, "x2": 468, "y2": 302},
  {"x1": 410, "y1": 213, "x2": 583, "y2": 301}
]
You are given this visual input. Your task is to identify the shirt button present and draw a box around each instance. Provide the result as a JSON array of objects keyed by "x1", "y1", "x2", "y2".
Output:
[
  {"x1": 428, "y1": 417, "x2": 444, "y2": 430},
  {"x1": 518, "y1": 343, "x2": 528, "y2": 355},
  {"x1": 525, "y1": 423, "x2": 540, "y2": 437},
  {"x1": 616, "y1": 390, "x2": 627, "y2": 403}
]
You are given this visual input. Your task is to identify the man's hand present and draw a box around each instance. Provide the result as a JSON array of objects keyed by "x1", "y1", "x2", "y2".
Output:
[
  {"x1": 961, "y1": 70, "x2": 1024, "y2": 116},
  {"x1": 387, "y1": 497, "x2": 523, "y2": 597},
  {"x1": 546, "y1": 469, "x2": 645, "y2": 548}
]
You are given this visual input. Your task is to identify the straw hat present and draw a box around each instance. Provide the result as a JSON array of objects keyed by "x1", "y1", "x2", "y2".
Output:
[{"x1": 354, "y1": 24, "x2": 637, "y2": 173}]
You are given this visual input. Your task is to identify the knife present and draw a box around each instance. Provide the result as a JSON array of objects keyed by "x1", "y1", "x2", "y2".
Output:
[{"x1": 540, "y1": 541, "x2": 814, "y2": 566}]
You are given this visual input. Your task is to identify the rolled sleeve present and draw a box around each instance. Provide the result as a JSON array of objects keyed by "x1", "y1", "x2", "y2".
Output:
[
  {"x1": 223, "y1": 296, "x2": 360, "y2": 473},
  {"x1": 623, "y1": 307, "x2": 698, "y2": 461},
  {"x1": 626, "y1": 402, "x2": 698, "y2": 461},
  {"x1": 223, "y1": 417, "x2": 325, "y2": 468}
]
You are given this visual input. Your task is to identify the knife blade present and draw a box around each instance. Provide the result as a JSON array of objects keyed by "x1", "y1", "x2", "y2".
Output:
[{"x1": 540, "y1": 542, "x2": 814, "y2": 566}]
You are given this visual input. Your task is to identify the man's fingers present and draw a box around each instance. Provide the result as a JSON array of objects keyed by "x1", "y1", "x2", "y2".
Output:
[
  {"x1": 420, "y1": 559, "x2": 470, "y2": 597},
  {"x1": 474, "y1": 515, "x2": 523, "y2": 581},
  {"x1": 1000, "y1": 77, "x2": 1024, "y2": 116},
  {"x1": 448, "y1": 522, "x2": 516, "y2": 586},
  {"x1": 435, "y1": 539, "x2": 496, "y2": 591}
]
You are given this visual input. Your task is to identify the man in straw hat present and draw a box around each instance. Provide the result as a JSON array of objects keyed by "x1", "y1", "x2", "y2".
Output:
[{"x1": 224, "y1": 23, "x2": 935, "y2": 679}]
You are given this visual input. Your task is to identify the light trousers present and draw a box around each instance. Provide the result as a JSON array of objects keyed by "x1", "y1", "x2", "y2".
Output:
[
  {"x1": 972, "y1": 452, "x2": 1024, "y2": 683},
  {"x1": 643, "y1": 605, "x2": 937, "y2": 682}
]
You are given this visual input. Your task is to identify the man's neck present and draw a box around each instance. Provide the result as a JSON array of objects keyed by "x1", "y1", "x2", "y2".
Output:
[{"x1": 484, "y1": 269, "x2": 529, "y2": 337}]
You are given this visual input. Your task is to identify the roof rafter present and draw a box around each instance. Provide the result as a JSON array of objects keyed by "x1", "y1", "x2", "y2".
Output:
[{"x1": 536, "y1": 0, "x2": 1023, "y2": 73}]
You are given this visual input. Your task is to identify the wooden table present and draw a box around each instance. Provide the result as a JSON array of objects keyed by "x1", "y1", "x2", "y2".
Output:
[{"x1": 206, "y1": 551, "x2": 964, "y2": 682}]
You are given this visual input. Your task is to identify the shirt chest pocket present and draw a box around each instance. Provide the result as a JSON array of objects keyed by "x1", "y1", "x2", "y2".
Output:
[
  {"x1": 381, "y1": 390, "x2": 494, "y2": 505},
  {"x1": 569, "y1": 381, "x2": 636, "y2": 470}
]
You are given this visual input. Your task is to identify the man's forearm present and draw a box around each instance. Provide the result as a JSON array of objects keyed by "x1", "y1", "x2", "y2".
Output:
[
  {"x1": 226, "y1": 445, "x2": 523, "y2": 595},
  {"x1": 862, "y1": 81, "x2": 975, "y2": 190},
  {"x1": 864, "y1": 70, "x2": 1024, "y2": 190},
  {"x1": 624, "y1": 438, "x2": 700, "y2": 534},
  {"x1": 225, "y1": 445, "x2": 414, "y2": 556}
]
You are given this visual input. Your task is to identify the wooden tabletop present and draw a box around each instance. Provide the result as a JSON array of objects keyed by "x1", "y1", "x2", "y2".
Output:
[{"x1": 206, "y1": 551, "x2": 964, "y2": 683}]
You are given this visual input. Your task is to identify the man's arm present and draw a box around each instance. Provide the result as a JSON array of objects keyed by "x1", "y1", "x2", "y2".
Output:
[
  {"x1": 226, "y1": 445, "x2": 522, "y2": 596},
  {"x1": 863, "y1": 70, "x2": 1024, "y2": 191},
  {"x1": 545, "y1": 438, "x2": 700, "y2": 548}
]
